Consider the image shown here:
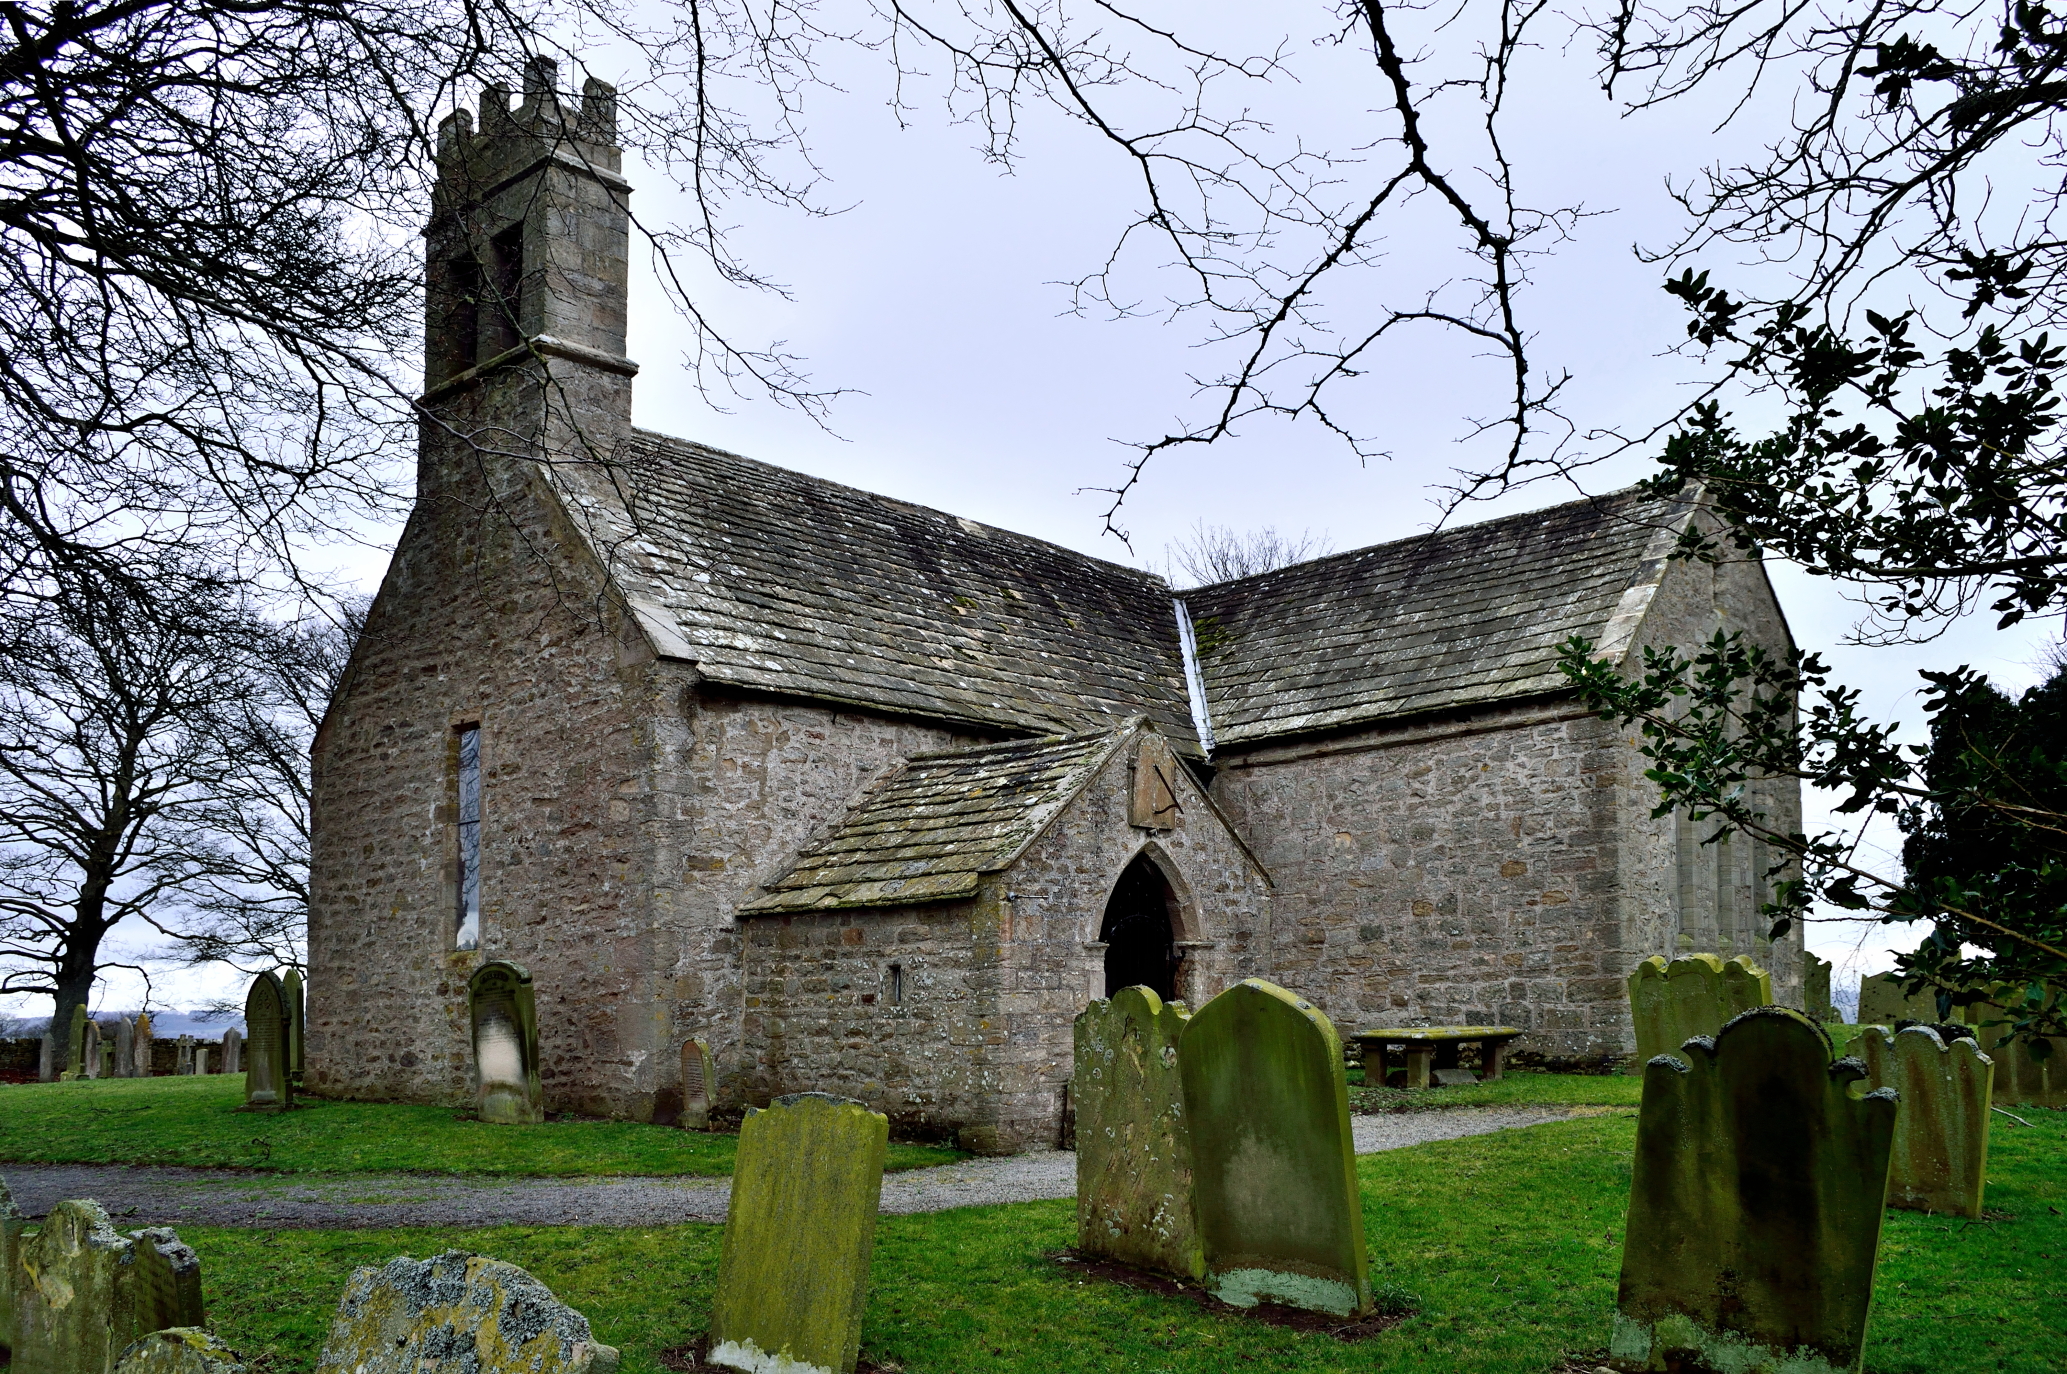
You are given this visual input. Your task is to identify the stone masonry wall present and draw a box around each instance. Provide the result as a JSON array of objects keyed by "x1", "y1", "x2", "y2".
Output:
[
  {"x1": 1210, "y1": 701, "x2": 1630, "y2": 1063},
  {"x1": 729, "y1": 736, "x2": 1271, "y2": 1152},
  {"x1": 307, "y1": 446, "x2": 671, "y2": 1115}
]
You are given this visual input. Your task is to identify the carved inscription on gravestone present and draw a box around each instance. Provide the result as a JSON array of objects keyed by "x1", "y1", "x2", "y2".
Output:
[
  {"x1": 313, "y1": 1252, "x2": 618, "y2": 1374},
  {"x1": 710, "y1": 1093, "x2": 888, "y2": 1374},
  {"x1": 1613, "y1": 1007, "x2": 1897, "y2": 1374},
  {"x1": 1074, "y1": 986, "x2": 1201, "y2": 1280},
  {"x1": 1180, "y1": 979, "x2": 1371, "y2": 1318},
  {"x1": 1861, "y1": 1025, "x2": 1993, "y2": 1218},
  {"x1": 1627, "y1": 954, "x2": 1771, "y2": 1067},
  {"x1": 243, "y1": 973, "x2": 290, "y2": 1109},
  {"x1": 679, "y1": 1038, "x2": 716, "y2": 1131},
  {"x1": 468, "y1": 961, "x2": 543, "y2": 1124}
]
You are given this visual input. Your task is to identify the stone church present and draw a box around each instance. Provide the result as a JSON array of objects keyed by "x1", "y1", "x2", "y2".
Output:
[{"x1": 306, "y1": 60, "x2": 1804, "y2": 1151}]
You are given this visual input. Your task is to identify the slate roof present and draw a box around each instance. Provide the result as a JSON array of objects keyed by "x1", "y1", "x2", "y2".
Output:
[
  {"x1": 542, "y1": 433, "x2": 1690, "y2": 751},
  {"x1": 551, "y1": 432, "x2": 1194, "y2": 740},
  {"x1": 1183, "y1": 489, "x2": 1684, "y2": 746},
  {"x1": 739, "y1": 727, "x2": 1129, "y2": 913}
]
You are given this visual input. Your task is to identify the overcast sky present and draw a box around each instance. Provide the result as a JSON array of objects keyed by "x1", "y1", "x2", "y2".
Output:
[{"x1": 27, "y1": 4, "x2": 2053, "y2": 1021}]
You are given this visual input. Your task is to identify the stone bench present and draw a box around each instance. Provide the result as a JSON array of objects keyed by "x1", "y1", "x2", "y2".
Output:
[{"x1": 1349, "y1": 1026, "x2": 1524, "y2": 1089}]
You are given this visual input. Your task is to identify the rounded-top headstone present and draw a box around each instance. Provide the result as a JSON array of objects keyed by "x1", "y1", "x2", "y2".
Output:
[
  {"x1": 244, "y1": 972, "x2": 290, "y2": 1108},
  {"x1": 1178, "y1": 978, "x2": 1371, "y2": 1317},
  {"x1": 1074, "y1": 985, "x2": 1200, "y2": 1280},
  {"x1": 467, "y1": 961, "x2": 543, "y2": 1125}
]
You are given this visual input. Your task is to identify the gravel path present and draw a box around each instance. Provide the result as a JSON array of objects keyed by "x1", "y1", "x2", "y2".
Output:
[{"x1": 1, "y1": 1107, "x2": 1578, "y2": 1230}]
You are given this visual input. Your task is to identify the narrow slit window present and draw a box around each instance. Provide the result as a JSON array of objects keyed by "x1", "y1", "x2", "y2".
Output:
[
  {"x1": 887, "y1": 963, "x2": 903, "y2": 1007},
  {"x1": 456, "y1": 724, "x2": 482, "y2": 950}
]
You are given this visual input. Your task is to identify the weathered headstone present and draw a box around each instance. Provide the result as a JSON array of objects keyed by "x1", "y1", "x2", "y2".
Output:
[
  {"x1": 312, "y1": 1251, "x2": 618, "y2": 1374},
  {"x1": 468, "y1": 961, "x2": 543, "y2": 1124},
  {"x1": 68, "y1": 1005, "x2": 88, "y2": 1076},
  {"x1": 1805, "y1": 952, "x2": 1835, "y2": 1021},
  {"x1": 8, "y1": 1200, "x2": 204, "y2": 1374},
  {"x1": 38, "y1": 1032, "x2": 54, "y2": 1082},
  {"x1": 1074, "y1": 986, "x2": 1201, "y2": 1279},
  {"x1": 1, "y1": 1177, "x2": 23, "y2": 1358},
  {"x1": 132, "y1": 1013, "x2": 153, "y2": 1078},
  {"x1": 113, "y1": 1018, "x2": 134, "y2": 1078},
  {"x1": 1612, "y1": 1007, "x2": 1898, "y2": 1374},
  {"x1": 243, "y1": 973, "x2": 291, "y2": 1109},
  {"x1": 83, "y1": 1018, "x2": 103, "y2": 1078},
  {"x1": 1860, "y1": 1025, "x2": 1993, "y2": 1217},
  {"x1": 1627, "y1": 954, "x2": 1772, "y2": 1066},
  {"x1": 679, "y1": 1037, "x2": 716, "y2": 1131},
  {"x1": 115, "y1": 1329, "x2": 246, "y2": 1374},
  {"x1": 100, "y1": 1037, "x2": 116, "y2": 1080},
  {"x1": 194, "y1": 1046, "x2": 211, "y2": 1076},
  {"x1": 710, "y1": 1093, "x2": 888, "y2": 1374},
  {"x1": 1179, "y1": 978, "x2": 1371, "y2": 1317},
  {"x1": 282, "y1": 967, "x2": 306, "y2": 1087},
  {"x1": 1856, "y1": 972, "x2": 1944, "y2": 1026},
  {"x1": 174, "y1": 1035, "x2": 194, "y2": 1076},
  {"x1": 1970, "y1": 989, "x2": 2067, "y2": 1108},
  {"x1": 220, "y1": 1027, "x2": 242, "y2": 1075}
]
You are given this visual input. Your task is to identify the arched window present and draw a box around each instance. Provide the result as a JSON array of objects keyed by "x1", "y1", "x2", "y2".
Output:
[{"x1": 1099, "y1": 854, "x2": 1180, "y2": 1000}]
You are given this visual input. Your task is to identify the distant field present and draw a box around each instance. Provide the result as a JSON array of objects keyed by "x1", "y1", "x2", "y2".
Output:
[{"x1": 0, "y1": 1075, "x2": 963, "y2": 1177}]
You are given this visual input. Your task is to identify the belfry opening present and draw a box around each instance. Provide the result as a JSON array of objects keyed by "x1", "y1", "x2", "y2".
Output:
[{"x1": 1099, "y1": 854, "x2": 1180, "y2": 1001}]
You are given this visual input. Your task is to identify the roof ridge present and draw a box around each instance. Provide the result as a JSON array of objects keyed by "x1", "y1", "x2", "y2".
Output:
[
  {"x1": 1179, "y1": 484, "x2": 1670, "y2": 593},
  {"x1": 626, "y1": 428, "x2": 1172, "y2": 590}
]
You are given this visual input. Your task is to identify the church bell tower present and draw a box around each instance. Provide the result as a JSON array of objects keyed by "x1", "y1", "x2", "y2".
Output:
[{"x1": 419, "y1": 56, "x2": 636, "y2": 489}]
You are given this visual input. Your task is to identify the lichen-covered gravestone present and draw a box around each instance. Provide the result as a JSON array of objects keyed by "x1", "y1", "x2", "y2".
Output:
[
  {"x1": 679, "y1": 1038, "x2": 716, "y2": 1131},
  {"x1": 710, "y1": 1092, "x2": 888, "y2": 1374},
  {"x1": 1074, "y1": 986, "x2": 1201, "y2": 1279},
  {"x1": 9, "y1": 1200, "x2": 203, "y2": 1374},
  {"x1": 468, "y1": 961, "x2": 543, "y2": 1124},
  {"x1": 174, "y1": 1036, "x2": 194, "y2": 1076},
  {"x1": 282, "y1": 968, "x2": 306, "y2": 1088},
  {"x1": 312, "y1": 1251, "x2": 618, "y2": 1373},
  {"x1": 243, "y1": 972, "x2": 291, "y2": 1109},
  {"x1": 1, "y1": 1177, "x2": 23, "y2": 1358},
  {"x1": 1805, "y1": 952, "x2": 1836, "y2": 1021},
  {"x1": 1179, "y1": 978, "x2": 1371, "y2": 1317},
  {"x1": 1613, "y1": 1007, "x2": 1898, "y2": 1374},
  {"x1": 113, "y1": 1018, "x2": 134, "y2": 1079},
  {"x1": 115, "y1": 1329, "x2": 245, "y2": 1374},
  {"x1": 100, "y1": 1037, "x2": 115, "y2": 1080},
  {"x1": 83, "y1": 1018, "x2": 102, "y2": 1078},
  {"x1": 1627, "y1": 954, "x2": 1772, "y2": 1066},
  {"x1": 1856, "y1": 972, "x2": 1944, "y2": 1027},
  {"x1": 132, "y1": 1013, "x2": 153, "y2": 1078},
  {"x1": 1860, "y1": 1025, "x2": 1992, "y2": 1217}
]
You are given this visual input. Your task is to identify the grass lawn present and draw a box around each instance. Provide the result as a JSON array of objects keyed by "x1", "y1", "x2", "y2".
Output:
[
  {"x1": 1347, "y1": 1067, "x2": 1642, "y2": 1114},
  {"x1": 186, "y1": 1104, "x2": 2065, "y2": 1374},
  {"x1": 0, "y1": 1076, "x2": 962, "y2": 1177}
]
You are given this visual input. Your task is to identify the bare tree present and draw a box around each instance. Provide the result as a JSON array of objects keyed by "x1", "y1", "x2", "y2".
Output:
[
  {"x1": 1164, "y1": 523, "x2": 1333, "y2": 587},
  {"x1": 0, "y1": 563, "x2": 265, "y2": 1063}
]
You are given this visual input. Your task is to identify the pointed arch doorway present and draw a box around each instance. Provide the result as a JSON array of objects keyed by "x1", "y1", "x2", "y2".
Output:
[{"x1": 1100, "y1": 853, "x2": 1181, "y2": 1001}]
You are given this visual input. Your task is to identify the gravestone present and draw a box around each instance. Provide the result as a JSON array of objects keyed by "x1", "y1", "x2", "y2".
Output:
[
  {"x1": 282, "y1": 968, "x2": 305, "y2": 1087},
  {"x1": 1627, "y1": 954, "x2": 1772, "y2": 1066},
  {"x1": 1074, "y1": 986, "x2": 1201, "y2": 1279},
  {"x1": 1970, "y1": 989, "x2": 2067, "y2": 1108},
  {"x1": 68, "y1": 1005, "x2": 88, "y2": 1076},
  {"x1": 220, "y1": 1027, "x2": 242, "y2": 1075},
  {"x1": 113, "y1": 1018, "x2": 134, "y2": 1079},
  {"x1": 38, "y1": 1032, "x2": 54, "y2": 1082},
  {"x1": 312, "y1": 1251, "x2": 618, "y2": 1374},
  {"x1": 8, "y1": 1200, "x2": 203, "y2": 1374},
  {"x1": 243, "y1": 973, "x2": 291, "y2": 1109},
  {"x1": 2, "y1": 1178, "x2": 23, "y2": 1357},
  {"x1": 1856, "y1": 972, "x2": 1945, "y2": 1026},
  {"x1": 115, "y1": 1329, "x2": 246, "y2": 1374},
  {"x1": 710, "y1": 1093, "x2": 888, "y2": 1374},
  {"x1": 83, "y1": 1019, "x2": 102, "y2": 1078},
  {"x1": 132, "y1": 1014, "x2": 153, "y2": 1078},
  {"x1": 679, "y1": 1038, "x2": 716, "y2": 1131},
  {"x1": 468, "y1": 961, "x2": 544, "y2": 1124},
  {"x1": 1860, "y1": 1025, "x2": 1993, "y2": 1217},
  {"x1": 1612, "y1": 1007, "x2": 1897, "y2": 1374},
  {"x1": 1805, "y1": 952, "x2": 1835, "y2": 1021},
  {"x1": 1179, "y1": 978, "x2": 1371, "y2": 1317},
  {"x1": 174, "y1": 1036, "x2": 194, "y2": 1075},
  {"x1": 100, "y1": 1037, "x2": 115, "y2": 1080},
  {"x1": 194, "y1": 1046, "x2": 210, "y2": 1076}
]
